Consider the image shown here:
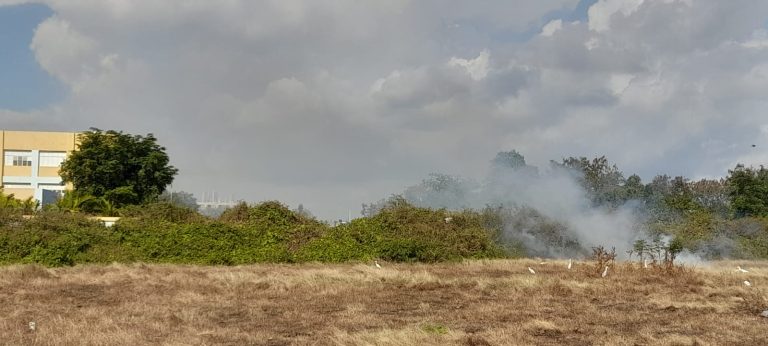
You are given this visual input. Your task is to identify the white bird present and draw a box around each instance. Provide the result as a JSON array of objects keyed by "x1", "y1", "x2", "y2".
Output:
[
  {"x1": 744, "y1": 280, "x2": 752, "y2": 287},
  {"x1": 539, "y1": 261, "x2": 548, "y2": 265},
  {"x1": 736, "y1": 266, "x2": 749, "y2": 273},
  {"x1": 528, "y1": 267, "x2": 536, "y2": 274},
  {"x1": 28, "y1": 322, "x2": 36, "y2": 331},
  {"x1": 602, "y1": 266, "x2": 609, "y2": 278},
  {"x1": 375, "y1": 260, "x2": 381, "y2": 269},
  {"x1": 567, "y1": 259, "x2": 572, "y2": 270},
  {"x1": 444, "y1": 217, "x2": 453, "y2": 223},
  {"x1": 644, "y1": 259, "x2": 649, "y2": 269}
]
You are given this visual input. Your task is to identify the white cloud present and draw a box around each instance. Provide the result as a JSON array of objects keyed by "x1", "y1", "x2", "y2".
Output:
[
  {"x1": 3, "y1": 0, "x2": 768, "y2": 219},
  {"x1": 448, "y1": 50, "x2": 490, "y2": 80},
  {"x1": 540, "y1": 19, "x2": 563, "y2": 37},
  {"x1": 588, "y1": 0, "x2": 645, "y2": 32}
]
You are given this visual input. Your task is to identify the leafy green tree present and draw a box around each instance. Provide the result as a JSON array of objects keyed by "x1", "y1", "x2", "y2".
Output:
[
  {"x1": 555, "y1": 156, "x2": 625, "y2": 207},
  {"x1": 622, "y1": 174, "x2": 645, "y2": 201},
  {"x1": 60, "y1": 129, "x2": 178, "y2": 207},
  {"x1": 663, "y1": 176, "x2": 700, "y2": 212},
  {"x1": 727, "y1": 164, "x2": 768, "y2": 217}
]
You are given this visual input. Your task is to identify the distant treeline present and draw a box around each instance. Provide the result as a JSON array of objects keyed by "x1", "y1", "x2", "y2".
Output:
[
  {"x1": 1, "y1": 151, "x2": 767, "y2": 266},
  {"x1": 362, "y1": 152, "x2": 768, "y2": 259}
]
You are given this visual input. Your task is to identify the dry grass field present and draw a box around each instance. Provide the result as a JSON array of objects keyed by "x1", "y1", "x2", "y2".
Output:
[{"x1": 1, "y1": 260, "x2": 766, "y2": 346}]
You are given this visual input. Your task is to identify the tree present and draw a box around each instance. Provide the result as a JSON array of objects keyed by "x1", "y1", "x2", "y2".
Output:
[
  {"x1": 622, "y1": 174, "x2": 645, "y2": 201},
  {"x1": 489, "y1": 150, "x2": 539, "y2": 177},
  {"x1": 689, "y1": 178, "x2": 730, "y2": 216},
  {"x1": 491, "y1": 150, "x2": 527, "y2": 170},
  {"x1": 60, "y1": 129, "x2": 178, "y2": 206},
  {"x1": 554, "y1": 156, "x2": 625, "y2": 207},
  {"x1": 727, "y1": 164, "x2": 768, "y2": 217},
  {"x1": 403, "y1": 173, "x2": 474, "y2": 210}
]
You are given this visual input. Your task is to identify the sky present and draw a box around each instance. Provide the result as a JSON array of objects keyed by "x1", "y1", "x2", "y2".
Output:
[{"x1": 1, "y1": 0, "x2": 767, "y2": 220}]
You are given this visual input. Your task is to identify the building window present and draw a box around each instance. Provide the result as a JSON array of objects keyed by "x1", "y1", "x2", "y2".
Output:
[
  {"x1": 4, "y1": 151, "x2": 32, "y2": 167},
  {"x1": 39, "y1": 152, "x2": 66, "y2": 167}
]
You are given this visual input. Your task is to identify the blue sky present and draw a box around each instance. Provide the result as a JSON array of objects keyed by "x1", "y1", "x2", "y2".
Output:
[{"x1": 0, "y1": 3, "x2": 62, "y2": 111}]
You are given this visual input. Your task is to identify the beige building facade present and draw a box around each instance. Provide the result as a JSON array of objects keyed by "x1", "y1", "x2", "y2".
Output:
[{"x1": 1, "y1": 130, "x2": 79, "y2": 205}]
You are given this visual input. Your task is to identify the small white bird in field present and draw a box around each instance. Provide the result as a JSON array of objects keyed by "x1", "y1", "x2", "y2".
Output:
[
  {"x1": 644, "y1": 259, "x2": 649, "y2": 269},
  {"x1": 602, "y1": 266, "x2": 609, "y2": 278},
  {"x1": 528, "y1": 267, "x2": 536, "y2": 274},
  {"x1": 28, "y1": 322, "x2": 36, "y2": 331},
  {"x1": 744, "y1": 280, "x2": 752, "y2": 287},
  {"x1": 375, "y1": 260, "x2": 381, "y2": 269},
  {"x1": 567, "y1": 259, "x2": 572, "y2": 270},
  {"x1": 736, "y1": 266, "x2": 749, "y2": 273},
  {"x1": 539, "y1": 261, "x2": 548, "y2": 265}
]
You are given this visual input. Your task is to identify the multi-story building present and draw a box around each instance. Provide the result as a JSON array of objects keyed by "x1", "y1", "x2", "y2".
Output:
[{"x1": 1, "y1": 130, "x2": 79, "y2": 205}]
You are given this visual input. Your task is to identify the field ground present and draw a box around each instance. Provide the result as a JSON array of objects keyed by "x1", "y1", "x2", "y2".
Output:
[{"x1": 1, "y1": 260, "x2": 767, "y2": 345}]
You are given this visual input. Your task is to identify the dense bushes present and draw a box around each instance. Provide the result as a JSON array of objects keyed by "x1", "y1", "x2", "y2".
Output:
[
  {"x1": 0, "y1": 200, "x2": 507, "y2": 266},
  {"x1": 4, "y1": 197, "x2": 767, "y2": 267}
]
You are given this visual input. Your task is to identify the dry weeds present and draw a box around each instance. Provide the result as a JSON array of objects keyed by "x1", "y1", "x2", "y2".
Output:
[{"x1": 0, "y1": 259, "x2": 766, "y2": 345}]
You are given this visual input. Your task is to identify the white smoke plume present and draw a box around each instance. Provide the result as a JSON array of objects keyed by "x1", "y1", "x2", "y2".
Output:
[{"x1": 389, "y1": 153, "x2": 648, "y2": 258}]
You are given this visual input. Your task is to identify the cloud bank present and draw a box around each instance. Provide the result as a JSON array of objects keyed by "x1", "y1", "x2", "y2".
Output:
[{"x1": 2, "y1": 0, "x2": 768, "y2": 219}]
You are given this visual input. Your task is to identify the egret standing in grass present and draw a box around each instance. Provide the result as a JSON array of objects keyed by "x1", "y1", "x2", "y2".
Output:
[
  {"x1": 375, "y1": 260, "x2": 381, "y2": 269},
  {"x1": 644, "y1": 259, "x2": 649, "y2": 269},
  {"x1": 567, "y1": 259, "x2": 572, "y2": 270},
  {"x1": 736, "y1": 266, "x2": 749, "y2": 273},
  {"x1": 528, "y1": 267, "x2": 536, "y2": 275},
  {"x1": 602, "y1": 266, "x2": 609, "y2": 278},
  {"x1": 744, "y1": 280, "x2": 752, "y2": 287}
]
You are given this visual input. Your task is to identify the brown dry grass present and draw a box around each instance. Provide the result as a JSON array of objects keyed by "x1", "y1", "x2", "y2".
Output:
[{"x1": 1, "y1": 259, "x2": 766, "y2": 345}]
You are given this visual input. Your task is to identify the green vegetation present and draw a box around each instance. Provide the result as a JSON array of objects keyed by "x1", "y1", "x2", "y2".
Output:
[
  {"x1": 1, "y1": 141, "x2": 767, "y2": 267},
  {"x1": 0, "y1": 200, "x2": 505, "y2": 266},
  {"x1": 59, "y1": 128, "x2": 178, "y2": 207}
]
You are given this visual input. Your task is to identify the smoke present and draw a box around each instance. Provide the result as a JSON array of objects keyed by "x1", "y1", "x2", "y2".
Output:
[
  {"x1": 491, "y1": 164, "x2": 646, "y2": 257},
  {"x1": 377, "y1": 150, "x2": 768, "y2": 261},
  {"x1": 396, "y1": 155, "x2": 647, "y2": 258}
]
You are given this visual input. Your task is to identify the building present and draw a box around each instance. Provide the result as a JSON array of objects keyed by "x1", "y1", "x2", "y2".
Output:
[{"x1": 1, "y1": 130, "x2": 79, "y2": 205}]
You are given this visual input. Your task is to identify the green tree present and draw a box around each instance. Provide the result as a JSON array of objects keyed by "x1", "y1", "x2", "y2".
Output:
[
  {"x1": 59, "y1": 129, "x2": 178, "y2": 206},
  {"x1": 727, "y1": 164, "x2": 768, "y2": 217},
  {"x1": 663, "y1": 176, "x2": 700, "y2": 212},
  {"x1": 555, "y1": 156, "x2": 625, "y2": 207},
  {"x1": 622, "y1": 174, "x2": 645, "y2": 201}
]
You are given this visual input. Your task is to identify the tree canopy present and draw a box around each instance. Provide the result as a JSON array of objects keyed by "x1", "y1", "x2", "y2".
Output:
[{"x1": 60, "y1": 129, "x2": 178, "y2": 206}]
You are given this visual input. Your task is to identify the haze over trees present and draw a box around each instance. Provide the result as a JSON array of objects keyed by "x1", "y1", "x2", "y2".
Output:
[
  {"x1": 159, "y1": 190, "x2": 199, "y2": 211},
  {"x1": 364, "y1": 150, "x2": 768, "y2": 259}
]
